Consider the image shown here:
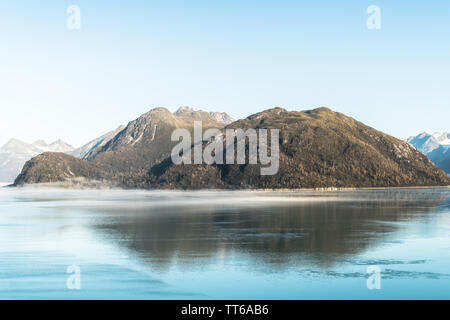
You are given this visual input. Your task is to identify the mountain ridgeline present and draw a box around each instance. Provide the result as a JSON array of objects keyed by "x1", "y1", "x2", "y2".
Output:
[
  {"x1": 14, "y1": 107, "x2": 450, "y2": 189},
  {"x1": 0, "y1": 138, "x2": 74, "y2": 182},
  {"x1": 407, "y1": 132, "x2": 450, "y2": 174}
]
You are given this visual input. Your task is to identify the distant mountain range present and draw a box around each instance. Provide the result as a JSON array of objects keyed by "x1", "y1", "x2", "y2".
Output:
[
  {"x1": 0, "y1": 108, "x2": 233, "y2": 183},
  {"x1": 0, "y1": 139, "x2": 74, "y2": 182},
  {"x1": 407, "y1": 132, "x2": 450, "y2": 174},
  {"x1": 13, "y1": 107, "x2": 449, "y2": 189}
]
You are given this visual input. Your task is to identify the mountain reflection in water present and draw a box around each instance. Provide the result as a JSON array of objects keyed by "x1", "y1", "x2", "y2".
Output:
[
  {"x1": 0, "y1": 188, "x2": 449, "y2": 299},
  {"x1": 87, "y1": 189, "x2": 449, "y2": 269}
]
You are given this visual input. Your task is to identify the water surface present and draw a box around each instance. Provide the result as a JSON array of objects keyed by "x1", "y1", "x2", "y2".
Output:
[{"x1": 0, "y1": 187, "x2": 449, "y2": 299}]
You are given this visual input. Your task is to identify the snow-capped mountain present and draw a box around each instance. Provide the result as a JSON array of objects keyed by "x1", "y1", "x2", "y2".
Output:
[
  {"x1": 407, "y1": 132, "x2": 450, "y2": 174},
  {"x1": 209, "y1": 111, "x2": 234, "y2": 125},
  {"x1": 70, "y1": 125, "x2": 125, "y2": 160},
  {"x1": 432, "y1": 132, "x2": 450, "y2": 145},
  {"x1": 0, "y1": 139, "x2": 74, "y2": 183},
  {"x1": 407, "y1": 132, "x2": 450, "y2": 154},
  {"x1": 428, "y1": 145, "x2": 450, "y2": 174}
]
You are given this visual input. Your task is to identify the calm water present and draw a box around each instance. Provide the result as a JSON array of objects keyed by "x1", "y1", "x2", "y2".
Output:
[{"x1": 0, "y1": 187, "x2": 449, "y2": 299}]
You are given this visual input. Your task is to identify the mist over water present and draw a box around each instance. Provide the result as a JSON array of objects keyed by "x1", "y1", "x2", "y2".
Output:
[{"x1": 0, "y1": 188, "x2": 449, "y2": 299}]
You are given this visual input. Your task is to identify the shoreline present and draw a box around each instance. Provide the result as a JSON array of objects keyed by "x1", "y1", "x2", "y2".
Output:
[
  {"x1": 253, "y1": 185, "x2": 450, "y2": 192},
  {"x1": 3, "y1": 182, "x2": 449, "y2": 192}
]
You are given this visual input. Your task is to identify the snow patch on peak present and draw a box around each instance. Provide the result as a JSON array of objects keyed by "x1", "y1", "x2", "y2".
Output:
[
  {"x1": 174, "y1": 106, "x2": 194, "y2": 115},
  {"x1": 431, "y1": 132, "x2": 450, "y2": 145},
  {"x1": 209, "y1": 111, "x2": 234, "y2": 125},
  {"x1": 406, "y1": 132, "x2": 449, "y2": 154}
]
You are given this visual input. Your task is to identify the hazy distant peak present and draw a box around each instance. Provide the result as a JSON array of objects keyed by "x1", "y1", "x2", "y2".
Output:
[
  {"x1": 32, "y1": 140, "x2": 47, "y2": 147},
  {"x1": 3, "y1": 138, "x2": 28, "y2": 149},
  {"x1": 30, "y1": 139, "x2": 74, "y2": 152},
  {"x1": 48, "y1": 140, "x2": 74, "y2": 153},
  {"x1": 0, "y1": 137, "x2": 73, "y2": 183}
]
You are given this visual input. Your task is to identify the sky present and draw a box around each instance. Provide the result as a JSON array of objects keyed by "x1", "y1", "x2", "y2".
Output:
[{"x1": 0, "y1": 0, "x2": 449, "y2": 148}]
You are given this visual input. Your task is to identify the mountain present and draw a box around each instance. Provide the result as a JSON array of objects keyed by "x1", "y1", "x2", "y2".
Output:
[
  {"x1": 0, "y1": 139, "x2": 74, "y2": 182},
  {"x1": 14, "y1": 107, "x2": 450, "y2": 188},
  {"x1": 428, "y1": 145, "x2": 450, "y2": 174},
  {"x1": 407, "y1": 132, "x2": 450, "y2": 173},
  {"x1": 407, "y1": 132, "x2": 449, "y2": 154},
  {"x1": 15, "y1": 107, "x2": 225, "y2": 186},
  {"x1": 70, "y1": 125, "x2": 125, "y2": 159},
  {"x1": 209, "y1": 111, "x2": 234, "y2": 125},
  {"x1": 175, "y1": 106, "x2": 234, "y2": 125}
]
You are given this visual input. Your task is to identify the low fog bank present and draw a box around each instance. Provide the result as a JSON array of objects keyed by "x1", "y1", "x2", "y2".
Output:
[
  {"x1": 11, "y1": 177, "x2": 120, "y2": 190},
  {"x1": 1, "y1": 182, "x2": 448, "y2": 212}
]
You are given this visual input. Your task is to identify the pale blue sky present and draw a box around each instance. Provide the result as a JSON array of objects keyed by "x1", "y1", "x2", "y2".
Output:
[{"x1": 0, "y1": 0, "x2": 449, "y2": 147}]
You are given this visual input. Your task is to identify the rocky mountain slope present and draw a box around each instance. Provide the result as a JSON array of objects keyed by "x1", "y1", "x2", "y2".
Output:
[
  {"x1": 175, "y1": 107, "x2": 234, "y2": 125},
  {"x1": 14, "y1": 107, "x2": 450, "y2": 189},
  {"x1": 15, "y1": 107, "x2": 225, "y2": 187},
  {"x1": 70, "y1": 125, "x2": 125, "y2": 159},
  {"x1": 407, "y1": 132, "x2": 450, "y2": 173},
  {"x1": 209, "y1": 111, "x2": 234, "y2": 124}
]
